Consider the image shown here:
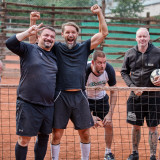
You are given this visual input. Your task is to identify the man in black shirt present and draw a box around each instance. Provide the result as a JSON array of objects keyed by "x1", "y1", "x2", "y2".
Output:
[
  {"x1": 30, "y1": 4, "x2": 108, "y2": 160},
  {"x1": 6, "y1": 24, "x2": 58, "y2": 160},
  {"x1": 121, "y1": 28, "x2": 160, "y2": 160}
]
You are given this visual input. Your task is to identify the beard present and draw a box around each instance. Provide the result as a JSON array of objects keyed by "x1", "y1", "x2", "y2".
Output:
[
  {"x1": 67, "y1": 43, "x2": 75, "y2": 49},
  {"x1": 44, "y1": 41, "x2": 52, "y2": 49},
  {"x1": 96, "y1": 68, "x2": 104, "y2": 75},
  {"x1": 65, "y1": 38, "x2": 76, "y2": 49}
]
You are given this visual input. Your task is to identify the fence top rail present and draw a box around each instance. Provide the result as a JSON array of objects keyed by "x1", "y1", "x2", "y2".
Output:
[
  {"x1": 105, "y1": 16, "x2": 160, "y2": 23},
  {"x1": 2, "y1": 8, "x2": 94, "y2": 16},
  {"x1": 0, "y1": 85, "x2": 159, "y2": 91},
  {"x1": 1, "y1": 2, "x2": 90, "y2": 9},
  {"x1": 86, "y1": 86, "x2": 160, "y2": 91},
  {"x1": 0, "y1": 84, "x2": 18, "y2": 88},
  {"x1": 1, "y1": 2, "x2": 160, "y2": 23}
]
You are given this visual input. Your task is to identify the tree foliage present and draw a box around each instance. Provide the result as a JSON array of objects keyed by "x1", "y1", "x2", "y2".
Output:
[
  {"x1": 5, "y1": 0, "x2": 97, "y2": 7},
  {"x1": 2, "y1": 0, "x2": 99, "y2": 26},
  {"x1": 51, "y1": 0, "x2": 98, "y2": 25},
  {"x1": 111, "y1": 0, "x2": 144, "y2": 22},
  {"x1": 52, "y1": 0, "x2": 97, "y2": 7}
]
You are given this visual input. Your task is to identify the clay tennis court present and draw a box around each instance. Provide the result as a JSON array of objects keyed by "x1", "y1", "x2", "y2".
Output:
[
  {"x1": 1, "y1": 1, "x2": 160, "y2": 159},
  {"x1": 0, "y1": 64, "x2": 159, "y2": 160}
]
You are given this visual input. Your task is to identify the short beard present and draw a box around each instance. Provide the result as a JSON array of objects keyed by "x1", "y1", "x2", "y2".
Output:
[
  {"x1": 65, "y1": 39, "x2": 76, "y2": 49},
  {"x1": 96, "y1": 70, "x2": 104, "y2": 76},
  {"x1": 67, "y1": 44, "x2": 74, "y2": 49},
  {"x1": 44, "y1": 42, "x2": 51, "y2": 49}
]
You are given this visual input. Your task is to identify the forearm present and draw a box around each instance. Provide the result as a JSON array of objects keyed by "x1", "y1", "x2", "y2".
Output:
[
  {"x1": 121, "y1": 71, "x2": 135, "y2": 87},
  {"x1": 29, "y1": 19, "x2": 37, "y2": 44},
  {"x1": 16, "y1": 30, "x2": 30, "y2": 42},
  {"x1": 30, "y1": 19, "x2": 36, "y2": 27},
  {"x1": 108, "y1": 91, "x2": 117, "y2": 117},
  {"x1": 97, "y1": 11, "x2": 108, "y2": 37}
]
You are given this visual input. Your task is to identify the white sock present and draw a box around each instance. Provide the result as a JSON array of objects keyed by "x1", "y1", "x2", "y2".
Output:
[
  {"x1": 105, "y1": 148, "x2": 111, "y2": 155},
  {"x1": 80, "y1": 142, "x2": 90, "y2": 160},
  {"x1": 51, "y1": 144, "x2": 60, "y2": 160}
]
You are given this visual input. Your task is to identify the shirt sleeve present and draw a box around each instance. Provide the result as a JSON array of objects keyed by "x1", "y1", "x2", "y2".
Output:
[
  {"x1": 5, "y1": 35, "x2": 27, "y2": 56},
  {"x1": 86, "y1": 39, "x2": 94, "y2": 56},
  {"x1": 106, "y1": 63, "x2": 117, "y2": 86},
  {"x1": 85, "y1": 63, "x2": 92, "y2": 85}
]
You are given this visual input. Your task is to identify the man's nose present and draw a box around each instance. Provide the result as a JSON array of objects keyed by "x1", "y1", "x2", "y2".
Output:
[
  {"x1": 68, "y1": 33, "x2": 73, "y2": 36},
  {"x1": 47, "y1": 36, "x2": 53, "y2": 41},
  {"x1": 102, "y1": 64, "x2": 105, "y2": 68}
]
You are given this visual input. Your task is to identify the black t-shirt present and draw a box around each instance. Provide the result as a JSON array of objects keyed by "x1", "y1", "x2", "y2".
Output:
[
  {"x1": 6, "y1": 35, "x2": 58, "y2": 106},
  {"x1": 53, "y1": 39, "x2": 93, "y2": 90}
]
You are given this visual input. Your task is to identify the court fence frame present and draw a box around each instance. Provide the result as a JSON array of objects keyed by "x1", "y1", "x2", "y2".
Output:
[{"x1": 0, "y1": 84, "x2": 160, "y2": 160}]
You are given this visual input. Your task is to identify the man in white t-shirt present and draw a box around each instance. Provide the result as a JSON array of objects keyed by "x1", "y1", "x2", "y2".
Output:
[{"x1": 86, "y1": 50, "x2": 117, "y2": 160}]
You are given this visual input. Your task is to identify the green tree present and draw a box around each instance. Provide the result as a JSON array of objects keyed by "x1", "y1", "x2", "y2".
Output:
[
  {"x1": 111, "y1": 0, "x2": 144, "y2": 22},
  {"x1": 51, "y1": 0, "x2": 98, "y2": 25},
  {"x1": 3, "y1": 0, "x2": 98, "y2": 25},
  {"x1": 53, "y1": 0, "x2": 97, "y2": 7},
  {"x1": 4, "y1": 0, "x2": 53, "y2": 6}
]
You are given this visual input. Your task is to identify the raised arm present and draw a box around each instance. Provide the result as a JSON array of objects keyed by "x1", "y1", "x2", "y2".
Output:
[
  {"x1": 90, "y1": 4, "x2": 108, "y2": 50},
  {"x1": 16, "y1": 23, "x2": 42, "y2": 42},
  {"x1": 29, "y1": 11, "x2": 40, "y2": 44}
]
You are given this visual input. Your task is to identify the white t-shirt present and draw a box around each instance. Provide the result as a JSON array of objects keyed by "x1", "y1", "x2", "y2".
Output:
[{"x1": 86, "y1": 63, "x2": 116, "y2": 100}]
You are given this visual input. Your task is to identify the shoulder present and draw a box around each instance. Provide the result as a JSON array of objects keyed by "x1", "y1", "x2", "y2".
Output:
[
  {"x1": 86, "y1": 63, "x2": 92, "y2": 79},
  {"x1": 54, "y1": 41, "x2": 62, "y2": 47},
  {"x1": 86, "y1": 62, "x2": 92, "y2": 72},
  {"x1": 81, "y1": 39, "x2": 94, "y2": 53},
  {"x1": 54, "y1": 41, "x2": 67, "y2": 48},
  {"x1": 29, "y1": 43, "x2": 39, "y2": 49},
  {"x1": 123, "y1": 47, "x2": 137, "y2": 60},
  {"x1": 105, "y1": 63, "x2": 116, "y2": 86},
  {"x1": 82, "y1": 39, "x2": 92, "y2": 47},
  {"x1": 126, "y1": 47, "x2": 136, "y2": 54},
  {"x1": 105, "y1": 63, "x2": 115, "y2": 72},
  {"x1": 151, "y1": 44, "x2": 160, "y2": 52},
  {"x1": 82, "y1": 39, "x2": 91, "y2": 44}
]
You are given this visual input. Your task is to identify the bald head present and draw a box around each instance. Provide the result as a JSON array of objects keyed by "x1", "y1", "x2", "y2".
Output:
[
  {"x1": 136, "y1": 27, "x2": 150, "y2": 51},
  {"x1": 136, "y1": 27, "x2": 149, "y2": 38}
]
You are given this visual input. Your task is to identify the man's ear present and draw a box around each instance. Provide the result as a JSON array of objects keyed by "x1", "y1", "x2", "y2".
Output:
[
  {"x1": 91, "y1": 60, "x2": 95, "y2": 72},
  {"x1": 91, "y1": 60, "x2": 94, "y2": 65},
  {"x1": 61, "y1": 32, "x2": 64, "y2": 37},
  {"x1": 37, "y1": 35, "x2": 40, "y2": 41}
]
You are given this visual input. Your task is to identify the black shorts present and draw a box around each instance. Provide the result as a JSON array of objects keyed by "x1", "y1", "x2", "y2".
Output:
[
  {"x1": 53, "y1": 90, "x2": 94, "y2": 130},
  {"x1": 16, "y1": 98, "x2": 54, "y2": 136},
  {"x1": 88, "y1": 95, "x2": 109, "y2": 120},
  {"x1": 127, "y1": 95, "x2": 160, "y2": 127}
]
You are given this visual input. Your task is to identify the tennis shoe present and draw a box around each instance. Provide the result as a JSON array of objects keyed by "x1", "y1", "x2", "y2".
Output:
[
  {"x1": 127, "y1": 152, "x2": 139, "y2": 160},
  {"x1": 150, "y1": 155, "x2": 156, "y2": 160},
  {"x1": 104, "y1": 152, "x2": 115, "y2": 160}
]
